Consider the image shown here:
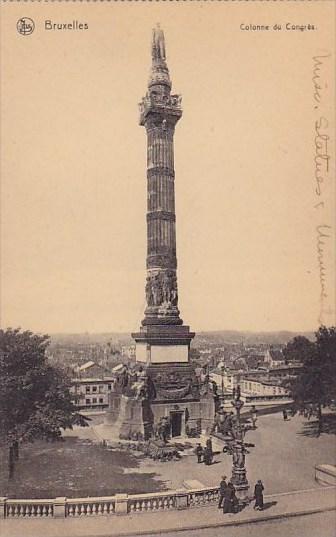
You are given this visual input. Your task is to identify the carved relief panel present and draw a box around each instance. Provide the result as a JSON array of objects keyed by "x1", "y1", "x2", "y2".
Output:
[{"x1": 145, "y1": 269, "x2": 178, "y2": 308}]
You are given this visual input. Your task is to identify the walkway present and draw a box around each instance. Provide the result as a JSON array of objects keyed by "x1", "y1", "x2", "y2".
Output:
[
  {"x1": 93, "y1": 413, "x2": 336, "y2": 495},
  {"x1": 1, "y1": 486, "x2": 335, "y2": 537}
]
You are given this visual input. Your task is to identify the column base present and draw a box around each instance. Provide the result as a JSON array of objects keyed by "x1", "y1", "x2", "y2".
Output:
[
  {"x1": 142, "y1": 305, "x2": 183, "y2": 326},
  {"x1": 232, "y1": 467, "x2": 250, "y2": 505},
  {"x1": 234, "y1": 484, "x2": 250, "y2": 505}
]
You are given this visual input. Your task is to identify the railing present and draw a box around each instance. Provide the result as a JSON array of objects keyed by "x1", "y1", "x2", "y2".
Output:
[
  {"x1": 1, "y1": 486, "x2": 219, "y2": 519},
  {"x1": 4, "y1": 499, "x2": 54, "y2": 518},
  {"x1": 128, "y1": 491, "x2": 177, "y2": 513},
  {"x1": 66, "y1": 497, "x2": 115, "y2": 517},
  {"x1": 188, "y1": 487, "x2": 219, "y2": 507}
]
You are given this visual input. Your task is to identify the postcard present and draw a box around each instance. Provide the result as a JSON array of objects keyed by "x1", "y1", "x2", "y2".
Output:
[{"x1": 1, "y1": 1, "x2": 335, "y2": 537}]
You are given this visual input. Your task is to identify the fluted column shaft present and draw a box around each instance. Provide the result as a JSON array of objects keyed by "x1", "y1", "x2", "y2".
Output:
[{"x1": 146, "y1": 126, "x2": 176, "y2": 270}]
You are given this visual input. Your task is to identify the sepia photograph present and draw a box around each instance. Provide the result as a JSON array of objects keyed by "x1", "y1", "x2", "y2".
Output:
[{"x1": 0, "y1": 1, "x2": 335, "y2": 537}]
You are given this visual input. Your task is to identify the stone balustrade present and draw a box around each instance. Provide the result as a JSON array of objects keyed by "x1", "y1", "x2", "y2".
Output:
[
  {"x1": 0, "y1": 486, "x2": 219, "y2": 519},
  {"x1": 128, "y1": 491, "x2": 177, "y2": 513},
  {"x1": 66, "y1": 497, "x2": 116, "y2": 517},
  {"x1": 188, "y1": 486, "x2": 219, "y2": 507},
  {"x1": 2, "y1": 499, "x2": 54, "y2": 518}
]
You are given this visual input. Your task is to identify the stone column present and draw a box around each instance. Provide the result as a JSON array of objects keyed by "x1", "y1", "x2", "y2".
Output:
[
  {"x1": 139, "y1": 27, "x2": 183, "y2": 328},
  {"x1": 133, "y1": 26, "x2": 195, "y2": 369}
]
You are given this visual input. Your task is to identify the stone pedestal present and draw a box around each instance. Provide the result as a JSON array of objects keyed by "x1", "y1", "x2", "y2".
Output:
[
  {"x1": 234, "y1": 484, "x2": 250, "y2": 504},
  {"x1": 105, "y1": 385, "x2": 215, "y2": 442},
  {"x1": 132, "y1": 324, "x2": 194, "y2": 366},
  {"x1": 53, "y1": 497, "x2": 66, "y2": 518},
  {"x1": 105, "y1": 395, "x2": 153, "y2": 440},
  {"x1": 175, "y1": 491, "x2": 188, "y2": 510},
  {"x1": 232, "y1": 468, "x2": 250, "y2": 504},
  {"x1": 114, "y1": 494, "x2": 128, "y2": 515}
]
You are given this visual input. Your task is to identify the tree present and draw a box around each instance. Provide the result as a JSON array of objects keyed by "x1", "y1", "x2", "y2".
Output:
[
  {"x1": 0, "y1": 328, "x2": 88, "y2": 478},
  {"x1": 283, "y1": 326, "x2": 336, "y2": 435},
  {"x1": 315, "y1": 326, "x2": 336, "y2": 402},
  {"x1": 282, "y1": 335, "x2": 314, "y2": 363}
]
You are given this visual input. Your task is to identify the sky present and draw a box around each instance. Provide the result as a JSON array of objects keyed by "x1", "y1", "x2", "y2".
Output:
[{"x1": 1, "y1": 2, "x2": 335, "y2": 334}]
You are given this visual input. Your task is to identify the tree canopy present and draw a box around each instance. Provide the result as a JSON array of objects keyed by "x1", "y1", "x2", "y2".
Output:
[
  {"x1": 0, "y1": 328, "x2": 87, "y2": 475},
  {"x1": 283, "y1": 326, "x2": 336, "y2": 433}
]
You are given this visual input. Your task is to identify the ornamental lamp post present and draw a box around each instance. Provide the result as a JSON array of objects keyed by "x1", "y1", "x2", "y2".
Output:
[{"x1": 230, "y1": 385, "x2": 251, "y2": 505}]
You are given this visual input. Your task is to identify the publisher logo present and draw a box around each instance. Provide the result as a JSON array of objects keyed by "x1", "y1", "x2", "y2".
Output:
[{"x1": 17, "y1": 18, "x2": 35, "y2": 36}]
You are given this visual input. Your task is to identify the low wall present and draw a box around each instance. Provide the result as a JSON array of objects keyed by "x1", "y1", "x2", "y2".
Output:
[{"x1": 0, "y1": 487, "x2": 219, "y2": 519}]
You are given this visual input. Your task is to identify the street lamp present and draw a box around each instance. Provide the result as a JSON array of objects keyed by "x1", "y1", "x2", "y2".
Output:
[{"x1": 230, "y1": 385, "x2": 251, "y2": 505}]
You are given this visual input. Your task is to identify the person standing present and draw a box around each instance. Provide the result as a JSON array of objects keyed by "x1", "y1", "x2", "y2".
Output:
[
  {"x1": 223, "y1": 480, "x2": 236, "y2": 514},
  {"x1": 204, "y1": 438, "x2": 213, "y2": 465},
  {"x1": 206, "y1": 438, "x2": 213, "y2": 452},
  {"x1": 218, "y1": 475, "x2": 227, "y2": 509},
  {"x1": 195, "y1": 443, "x2": 203, "y2": 463},
  {"x1": 251, "y1": 406, "x2": 258, "y2": 429},
  {"x1": 254, "y1": 480, "x2": 264, "y2": 510},
  {"x1": 203, "y1": 445, "x2": 211, "y2": 465},
  {"x1": 282, "y1": 409, "x2": 288, "y2": 421}
]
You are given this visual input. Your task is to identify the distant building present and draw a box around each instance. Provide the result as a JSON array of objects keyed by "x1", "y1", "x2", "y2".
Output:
[
  {"x1": 264, "y1": 348, "x2": 286, "y2": 368},
  {"x1": 240, "y1": 375, "x2": 291, "y2": 406},
  {"x1": 241, "y1": 376, "x2": 289, "y2": 397},
  {"x1": 245, "y1": 353, "x2": 264, "y2": 370},
  {"x1": 266, "y1": 364, "x2": 302, "y2": 377},
  {"x1": 121, "y1": 345, "x2": 136, "y2": 359},
  {"x1": 71, "y1": 361, "x2": 116, "y2": 410},
  {"x1": 210, "y1": 369, "x2": 240, "y2": 393},
  {"x1": 74, "y1": 361, "x2": 102, "y2": 377}
]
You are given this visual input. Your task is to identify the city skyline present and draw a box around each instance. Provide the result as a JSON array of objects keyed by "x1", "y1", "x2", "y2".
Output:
[{"x1": 1, "y1": 4, "x2": 335, "y2": 334}]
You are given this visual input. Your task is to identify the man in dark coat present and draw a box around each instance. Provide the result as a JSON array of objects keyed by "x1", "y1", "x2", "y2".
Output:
[
  {"x1": 204, "y1": 444, "x2": 214, "y2": 465},
  {"x1": 195, "y1": 443, "x2": 203, "y2": 463},
  {"x1": 204, "y1": 438, "x2": 213, "y2": 465},
  {"x1": 206, "y1": 438, "x2": 213, "y2": 452},
  {"x1": 254, "y1": 480, "x2": 264, "y2": 510},
  {"x1": 223, "y1": 480, "x2": 236, "y2": 513},
  {"x1": 218, "y1": 475, "x2": 227, "y2": 508}
]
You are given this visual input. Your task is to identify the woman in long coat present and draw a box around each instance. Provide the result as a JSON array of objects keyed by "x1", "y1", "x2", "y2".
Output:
[
  {"x1": 254, "y1": 480, "x2": 264, "y2": 510},
  {"x1": 223, "y1": 481, "x2": 236, "y2": 513}
]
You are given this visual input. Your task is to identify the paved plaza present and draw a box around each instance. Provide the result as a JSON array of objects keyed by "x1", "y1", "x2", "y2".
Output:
[
  {"x1": 2, "y1": 411, "x2": 334, "y2": 500},
  {"x1": 95, "y1": 412, "x2": 336, "y2": 495}
]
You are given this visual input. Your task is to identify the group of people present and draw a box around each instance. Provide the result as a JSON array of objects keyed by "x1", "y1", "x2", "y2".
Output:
[
  {"x1": 218, "y1": 476, "x2": 265, "y2": 514},
  {"x1": 214, "y1": 405, "x2": 258, "y2": 436},
  {"x1": 283, "y1": 406, "x2": 317, "y2": 422},
  {"x1": 218, "y1": 476, "x2": 239, "y2": 513},
  {"x1": 300, "y1": 406, "x2": 317, "y2": 420},
  {"x1": 195, "y1": 438, "x2": 214, "y2": 465}
]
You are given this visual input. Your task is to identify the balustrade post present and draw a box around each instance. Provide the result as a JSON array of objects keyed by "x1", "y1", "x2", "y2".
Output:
[
  {"x1": 175, "y1": 490, "x2": 188, "y2": 510},
  {"x1": 114, "y1": 494, "x2": 128, "y2": 515},
  {"x1": 0, "y1": 497, "x2": 7, "y2": 518},
  {"x1": 53, "y1": 497, "x2": 66, "y2": 518}
]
